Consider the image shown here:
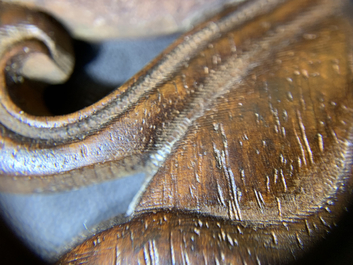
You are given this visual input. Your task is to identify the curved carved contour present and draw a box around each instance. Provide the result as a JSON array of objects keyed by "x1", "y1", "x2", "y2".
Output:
[{"x1": 0, "y1": 0, "x2": 352, "y2": 264}]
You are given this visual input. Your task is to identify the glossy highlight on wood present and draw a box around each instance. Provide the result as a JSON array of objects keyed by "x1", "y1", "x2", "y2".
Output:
[{"x1": 0, "y1": 0, "x2": 353, "y2": 264}]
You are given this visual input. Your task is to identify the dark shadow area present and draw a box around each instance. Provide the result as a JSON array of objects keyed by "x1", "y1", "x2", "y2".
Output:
[
  {"x1": 0, "y1": 215, "x2": 47, "y2": 265},
  {"x1": 44, "y1": 39, "x2": 117, "y2": 115},
  {"x1": 290, "y1": 202, "x2": 353, "y2": 265}
]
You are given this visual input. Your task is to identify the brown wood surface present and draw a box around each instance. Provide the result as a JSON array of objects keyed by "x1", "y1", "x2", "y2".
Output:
[{"x1": 0, "y1": 0, "x2": 353, "y2": 264}]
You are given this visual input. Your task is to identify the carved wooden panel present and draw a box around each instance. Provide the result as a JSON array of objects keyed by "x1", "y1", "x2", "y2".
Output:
[{"x1": 0, "y1": 0, "x2": 352, "y2": 264}]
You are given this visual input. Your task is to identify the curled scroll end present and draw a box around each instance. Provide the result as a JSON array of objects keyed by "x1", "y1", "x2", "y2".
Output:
[
  {"x1": 0, "y1": 2, "x2": 76, "y2": 136},
  {"x1": 17, "y1": 52, "x2": 72, "y2": 84}
]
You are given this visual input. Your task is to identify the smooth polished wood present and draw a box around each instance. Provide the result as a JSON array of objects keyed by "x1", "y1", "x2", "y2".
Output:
[{"x1": 0, "y1": 0, "x2": 353, "y2": 264}]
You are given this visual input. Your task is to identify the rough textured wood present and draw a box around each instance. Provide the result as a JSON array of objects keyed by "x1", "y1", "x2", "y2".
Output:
[
  {"x1": 58, "y1": 204, "x2": 353, "y2": 265},
  {"x1": 0, "y1": 0, "x2": 353, "y2": 264}
]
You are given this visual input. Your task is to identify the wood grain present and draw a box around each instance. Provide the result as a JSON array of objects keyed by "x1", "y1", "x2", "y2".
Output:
[{"x1": 0, "y1": 0, "x2": 353, "y2": 263}]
